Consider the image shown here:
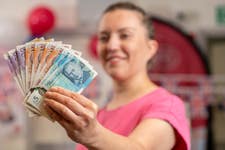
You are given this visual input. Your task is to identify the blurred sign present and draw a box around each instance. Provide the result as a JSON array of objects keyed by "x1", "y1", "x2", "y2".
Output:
[{"x1": 216, "y1": 5, "x2": 225, "y2": 25}]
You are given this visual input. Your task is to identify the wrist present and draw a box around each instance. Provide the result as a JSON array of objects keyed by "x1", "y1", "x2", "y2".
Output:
[{"x1": 85, "y1": 122, "x2": 105, "y2": 150}]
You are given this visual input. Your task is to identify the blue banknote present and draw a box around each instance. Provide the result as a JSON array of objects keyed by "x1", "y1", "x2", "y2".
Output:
[
  {"x1": 43, "y1": 55, "x2": 97, "y2": 93},
  {"x1": 26, "y1": 50, "x2": 97, "y2": 111}
]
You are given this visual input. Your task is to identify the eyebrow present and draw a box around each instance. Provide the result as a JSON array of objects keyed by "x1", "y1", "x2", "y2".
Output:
[
  {"x1": 99, "y1": 27, "x2": 137, "y2": 35},
  {"x1": 118, "y1": 27, "x2": 136, "y2": 32}
]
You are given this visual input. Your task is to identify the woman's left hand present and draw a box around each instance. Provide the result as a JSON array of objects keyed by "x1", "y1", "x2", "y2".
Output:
[{"x1": 43, "y1": 86, "x2": 100, "y2": 146}]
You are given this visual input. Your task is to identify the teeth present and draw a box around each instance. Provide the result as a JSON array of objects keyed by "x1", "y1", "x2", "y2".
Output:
[{"x1": 108, "y1": 57, "x2": 120, "y2": 61}]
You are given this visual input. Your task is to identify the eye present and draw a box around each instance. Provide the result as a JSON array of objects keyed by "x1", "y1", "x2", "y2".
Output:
[
  {"x1": 120, "y1": 33, "x2": 131, "y2": 40},
  {"x1": 99, "y1": 35, "x2": 109, "y2": 43}
]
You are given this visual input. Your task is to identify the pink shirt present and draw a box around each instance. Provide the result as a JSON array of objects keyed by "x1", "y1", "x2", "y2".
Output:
[{"x1": 76, "y1": 88, "x2": 190, "y2": 150}]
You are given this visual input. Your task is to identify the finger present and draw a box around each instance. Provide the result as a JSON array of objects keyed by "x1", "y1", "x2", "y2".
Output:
[
  {"x1": 44, "y1": 104, "x2": 73, "y2": 131},
  {"x1": 45, "y1": 91, "x2": 94, "y2": 119},
  {"x1": 49, "y1": 86, "x2": 98, "y2": 113},
  {"x1": 44, "y1": 98, "x2": 87, "y2": 129},
  {"x1": 49, "y1": 86, "x2": 94, "y2": 108},
  {"x1": 43, "y1": 103, "x2": 56, "y2": 121}
]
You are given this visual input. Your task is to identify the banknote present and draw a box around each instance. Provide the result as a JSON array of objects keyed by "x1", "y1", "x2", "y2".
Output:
[
  {"x1": 26, "y1": 49, "x2": 76, "y2": 115},
  {"x1": 23, "y1": 92, "x2": 41, "y2": 115},
  {"x1": 39, "y1": 48, "x2": 72, "y2": 84},
  {"x1": 31, "y1": 39, "x2": 55, "y2": 86},
  {"x1": 25, "y1": 38, "x2": 45, "y2": 90},
  {"x1": 4, "y1": 37, "x2": 97, "y2": 120},
  {"x1": 46, "y1": 57, "x2": 97, "y2": 93},
  {"x1": 25, "y1": 42, "x2": 36, "y2": 90},
  {"x1": 30, "y1": 42, "x2": 44, "y2": 87},
  {"x1": 34, "y1": 42, "x2": 64, "y2": 86},
  {"x1": 17, "y1": 38, "x2": 45, "y2": 93},
  {"x1": 30, "y1": 40, "x2": 50, "y2": 87},
  {"x1": 33, "y1": 40, "x2": 55, "y2": 71},
  {"x1": 25, "y1": 88, "x2": 54, "y2": 121},
  {"x1": 35, "y1": 42, "x2": 61, "y2": 73},
  {"x1": 34, "y1": 43, "x2": 78, "y2": 85},
  {"x1": 24, "y1": 90, "x2": 54, "y2": 121},
  {"x1": 68, "y1": 48, "x2": 82, "y2": 57},
  {"x1": 40, "y1": 50, "x2": 97, "y2": 92},
  {"x1": 26, "y1": 109, "x2": 40, "y2": 117},
  {"x1": 26, "y1": 51, "x2": 97, "y2": 114},
  {"x1": 39, "y1": 41, "x2": 62, "y2": 65},
  {"x1": 16, "y1": 45, "x2": 26, "y2": 93},
  {"x1": 31, "y1": 41, "x2": 49, "y2": 87},
  {"x1": 7, "y1": 49, "x2": 25, "y2": 94},
  {"x1": 3, "y1": 54, "x2": 24, "y2": 94}
]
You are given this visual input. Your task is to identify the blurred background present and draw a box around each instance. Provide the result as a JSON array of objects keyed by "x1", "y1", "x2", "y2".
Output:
[{"x1": 0, "y1": 0, "x2": 224, "y2": 150}]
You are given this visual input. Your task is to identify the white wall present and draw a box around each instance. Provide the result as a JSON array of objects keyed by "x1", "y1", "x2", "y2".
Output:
[
  {"x1": 1, "y1": 0, "x2": 225, "y2": 32},
  {"x1": 1, "y1": 0, "x2": 224, "y2": 50},
  {"x1": 134, "y1": 0, "x2": 225, "y2": 33}
]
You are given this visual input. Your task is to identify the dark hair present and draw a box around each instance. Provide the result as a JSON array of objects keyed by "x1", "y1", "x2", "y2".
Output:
[{"x1": 103, "y1": 2, "x2": 154, "y2": 39}]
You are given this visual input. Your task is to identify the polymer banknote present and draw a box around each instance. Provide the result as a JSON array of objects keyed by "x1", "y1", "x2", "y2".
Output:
[{"x1": 4, "y1": 38, "x2": 97, "y2": 120}]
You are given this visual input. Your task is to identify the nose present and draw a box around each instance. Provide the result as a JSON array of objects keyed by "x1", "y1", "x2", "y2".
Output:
[{"x1": 106, "y1": 35, "x2": 120, "y2": 51}]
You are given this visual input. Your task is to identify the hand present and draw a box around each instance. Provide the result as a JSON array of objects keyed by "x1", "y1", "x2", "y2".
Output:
[{"x1": 43, "y1": 86, "x2": 100, "y2": 146}]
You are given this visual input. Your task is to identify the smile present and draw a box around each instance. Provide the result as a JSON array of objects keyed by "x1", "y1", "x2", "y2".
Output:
[
  {"x1": 106, "y1": 55, "x2": 126, "y2": 61},
  {"x1": 105, "y1": 56, "x2": 127, "y2": 65}
]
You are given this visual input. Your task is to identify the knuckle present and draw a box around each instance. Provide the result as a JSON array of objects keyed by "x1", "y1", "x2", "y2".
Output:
[
  {"x1": 88, "y1": 111, "x2": 95, "y2": 119},
  {"x1": 72, "y1": 121, "x2": 82, "y2": 130},
  {"x1": 60, "y1": 107, "x2": 68, "y2": 115},
  {"x1": 67, "y1": 130, "x2": 74, "y2": 139},
  {"x1": 64, "y1": 98, "x2": 72, "y2": 106},
  {"x1": 71, "y1": 93, "x2": 79, "y2": 100},
  {"x1": 53, "y1": 92, "x2": 60, "y2": 99},
  {"x1": 92, "y1": 103, "x2": 98, "y2": 112},
  {"x1": 79, "y1": 119, "x2": 87, "y2": 128}
]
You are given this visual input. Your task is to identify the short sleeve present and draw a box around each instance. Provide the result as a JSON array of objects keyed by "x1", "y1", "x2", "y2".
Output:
[
  {"x1": 141, "y1": 95, "x2": 190, "y2": 150},
  {"x1": 75, "y1": 144, "x2": 87, "y2": 150}
]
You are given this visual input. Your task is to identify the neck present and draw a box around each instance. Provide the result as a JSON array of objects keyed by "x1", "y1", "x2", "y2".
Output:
[{"x1": 111, "y1": 71, "x2": 157, "y2": 105}]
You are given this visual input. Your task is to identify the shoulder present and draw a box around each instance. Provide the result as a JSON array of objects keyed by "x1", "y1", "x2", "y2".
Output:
[
  {"x1": 140, "y1": 87, "x2": 184, "y2": 113},
  {"x1": 145, "y1": 87, "x2": 185, "y2": 108},
  {"x1": 141, "y1": 87, "x2": 190, "y2": 150}
]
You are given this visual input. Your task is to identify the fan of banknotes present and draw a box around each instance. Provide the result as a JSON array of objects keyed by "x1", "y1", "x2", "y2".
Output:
[{"x1": 3, "y1": 38, "x2": 97, "y2": 120}]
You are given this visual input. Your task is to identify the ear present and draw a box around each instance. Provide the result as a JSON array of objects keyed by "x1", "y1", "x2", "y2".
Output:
[{"x1": 147, "y1": 39, "x2": 158, "y2": 60}]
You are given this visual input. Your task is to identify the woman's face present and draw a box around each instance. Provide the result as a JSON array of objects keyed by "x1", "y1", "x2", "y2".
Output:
[{"x1": 97, "y1": 9, "x2": 157, "y2": 81}]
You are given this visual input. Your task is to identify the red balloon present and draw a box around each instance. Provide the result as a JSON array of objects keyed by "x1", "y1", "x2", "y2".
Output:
[{"x1": 27, "y1": 6, "x2": 55, "y2": 36}]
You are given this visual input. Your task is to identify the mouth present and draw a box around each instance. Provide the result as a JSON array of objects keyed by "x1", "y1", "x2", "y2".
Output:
[{"x1": 106, "y1": 55, "x2": 126, "y2": 63}]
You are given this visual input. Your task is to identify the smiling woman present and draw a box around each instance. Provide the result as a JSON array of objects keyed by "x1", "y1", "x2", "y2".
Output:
[
  {"x1": 97, "y1": 10, "x2": 157, "y2": 82},
  {"x1": 43, "y1": 2, "x2": 190, "y2": 150}
]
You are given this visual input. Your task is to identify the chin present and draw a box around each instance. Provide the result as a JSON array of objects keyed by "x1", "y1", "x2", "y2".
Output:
[
  {"x1": 107, "y1": 70, "x2": 128, "y2": 82},
  {"x1": 111, "y1": 76, "x2": 126, "y2": 82},
  {"x1": 104, "y1": 64, "x2": 129, "y2": 80}
]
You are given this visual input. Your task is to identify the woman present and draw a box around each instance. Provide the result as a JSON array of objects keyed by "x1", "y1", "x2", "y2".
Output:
[{"x1": 43, "y1": 2, "x2": 190, "y2": 150}]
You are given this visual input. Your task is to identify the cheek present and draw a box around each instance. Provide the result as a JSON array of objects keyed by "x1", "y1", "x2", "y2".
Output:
[
  {"x1": 96, "y1": 44, "x2": 104, "y2": 59},
  {"x1": 133, "y1": 40, "x2": 151, "y2": 62},
  {"x1": 96, "y1": 46, "x2": 107, "y2": 67},
  {"x1": 130, "y1": 48, "x2": 149, "y2": 67}
]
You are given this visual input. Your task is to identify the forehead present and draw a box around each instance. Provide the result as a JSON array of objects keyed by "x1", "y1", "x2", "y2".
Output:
[{"x1": 98, "y1": 9, "x2": 144, "y2": 32}]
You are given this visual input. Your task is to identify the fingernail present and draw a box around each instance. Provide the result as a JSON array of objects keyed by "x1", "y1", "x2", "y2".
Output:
[
  {"x1": 44, "y1": 98, "x2": 50, "y2": 103},
  {"x1": 42, "y1": 102, "x2": 47, "y2": 108},
  {"x1": 45, "y1": 91, "x2": 52, "y2": 96},
  {"x1": 51, "y1": 87, "x2": 58, "y2": 91}
]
